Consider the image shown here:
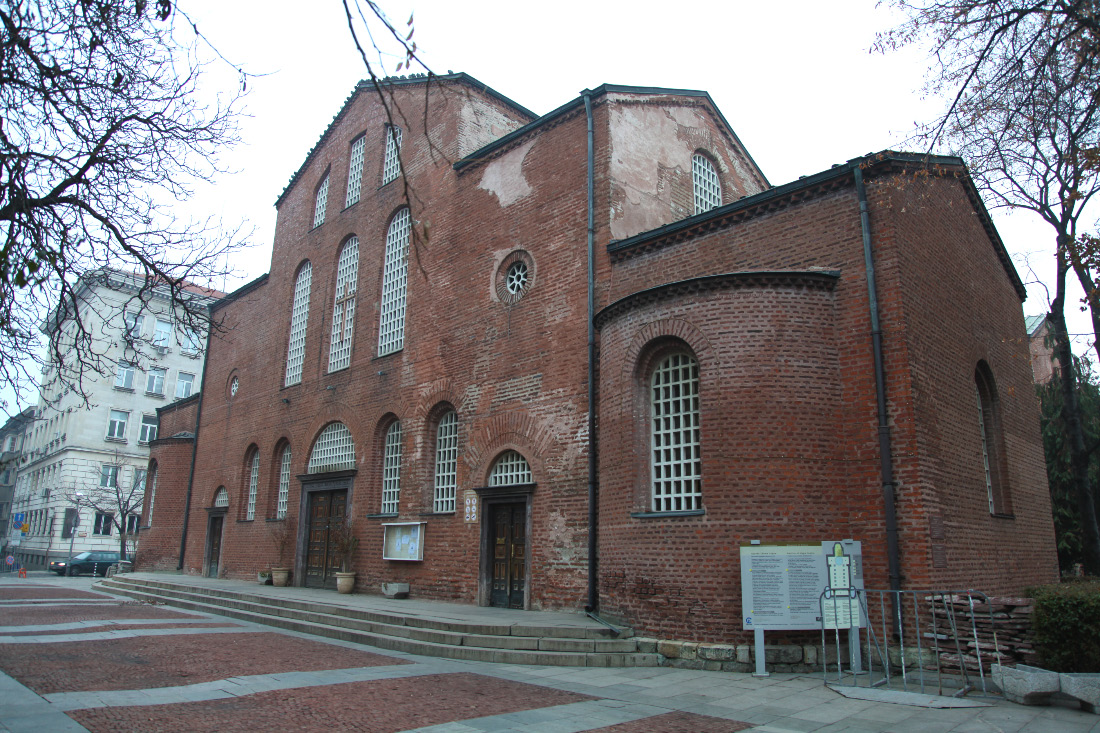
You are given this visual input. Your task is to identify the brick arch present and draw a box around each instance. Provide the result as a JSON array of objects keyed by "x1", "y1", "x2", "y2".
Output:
[
  {"x1": 620, "y1": 317, "x2": 716, "y2": 392},
  {"x1": 465, "y1": 411, "x2": 558, "y2": 487},
  {"x1": 266, "y1": 438, "x2": 292, "y2": 519},
  {"x1": 304, "y1": 419, "x2": 356, "y2": 472},
  {"x1": 413, "y1": 378, "x2": 458, "y2": 422}
]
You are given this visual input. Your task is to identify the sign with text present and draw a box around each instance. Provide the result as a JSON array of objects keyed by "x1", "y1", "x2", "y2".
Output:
[{"x1": 740, "y1": 541, "x2": 864, "y2": 631}]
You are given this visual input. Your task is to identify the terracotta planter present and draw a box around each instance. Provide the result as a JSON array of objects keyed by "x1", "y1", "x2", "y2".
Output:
[
  {"x1": 335, "y1": 571, "x2": 356, "y2": 594},
  {"x1": 271, "y1": 568, "x2": 290, "y2": 587}
]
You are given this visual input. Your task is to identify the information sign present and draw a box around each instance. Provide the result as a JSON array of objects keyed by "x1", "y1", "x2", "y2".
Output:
[{"x1": 463, "y1": 490, "x2": 478, "y2": 523}]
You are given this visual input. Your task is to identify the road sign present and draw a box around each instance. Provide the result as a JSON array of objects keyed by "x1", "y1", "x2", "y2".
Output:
[
  {"x1": 12, "y1": 512, "x2": 23, "y2": 524},
  {"x1": 4, "y1": 555, "x2": 13, "y2": 566}
]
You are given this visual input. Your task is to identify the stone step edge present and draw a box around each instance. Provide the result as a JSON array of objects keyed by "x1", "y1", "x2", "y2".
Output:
[
  {"x1": 103, "y1": 575, "x2": 630, "y2": 640},
  {"x1": 98, "y1": 582, "x2": 659, "y2": 668},
  {"x1": 97, "y1": 579, "x2": 637, "y2": 653}
]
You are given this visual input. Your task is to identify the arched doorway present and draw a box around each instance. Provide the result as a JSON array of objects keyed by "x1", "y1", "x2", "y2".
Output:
[
  {"x1": 476, "y1": 450, "x2": 534, "y2": 609},
  {"x1": 300, "y1": 422, "x2": 356, "y2": 589},
  {"x1": 205, "y1": 487, "x2": 229, "y2": 578}
]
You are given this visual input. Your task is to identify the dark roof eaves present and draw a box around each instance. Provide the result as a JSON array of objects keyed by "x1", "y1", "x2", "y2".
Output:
[{"x1": 211, "y1": 273, "x2": 269, "y2": 313}]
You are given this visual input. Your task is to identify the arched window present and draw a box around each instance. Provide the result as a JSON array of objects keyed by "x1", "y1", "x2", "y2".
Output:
[
  {"x1": 308, "y1": 422, "x2": 355, "y2": 473},
  {"x1": 692, "y1": 153, "x2": 721, "y2": 214},
  {"x1": 213, "y1": 486, "x2": 229, "y2": 508},
  {"x1": 313, "y1": 174, "x2": 329, "y2": 228},
  {"x1": 975, "y1": 363, "x2": 1011, "y2": 515},
  {"x1": 381, "y1": 421, "x2": 402, "y2": 514},
  {"x1": 245, "y1": 449, "x2": 259, "y2": 520},
  {"x1": 276, "y1": 444, "x2": 292, "y2": 519},
  {"x1": 650, "y1": 352, "x2": 702, "y2": 512},
  {"x1": 329, "y1": 238, "x2": 359, "y2": 372},
  {"x1": 285, "y1": 261, "x2": 312, "y2": 386},
  {"x1": 489, "y1": 450, "x2": 532, "y2": 486},
  {"x1": 382, "y1": 124, "x2": 403, "y2": 185},
  {"x1": 346, "y1": 135, "x2": 366, "y2": 208},
  {"x1": 145, "y1": 461, "x2": 158, "y2": 525},
  {"x1": 378, "y1": 208, "x2": 410, "y2": 355},
  {"x1": 433, "y1": 411, "x2": 458, "y2": 512}
]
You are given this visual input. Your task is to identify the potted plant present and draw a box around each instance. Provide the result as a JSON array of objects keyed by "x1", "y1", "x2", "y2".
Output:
[
  {"x1": 257, "y1": 569, "x2": 272, "y2": 585},
  {"x1": 330, "y1": 516, "x2": 359, "y2": 594},
  {"x1": 269, "y1": 517, "x2": 296, "y2": 587}
]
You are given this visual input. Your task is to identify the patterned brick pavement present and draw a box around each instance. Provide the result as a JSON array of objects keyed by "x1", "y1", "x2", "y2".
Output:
[
  {"x1": 3, "y1": 622, "x2": 236, "y2": 636},
  {"x1": 0, "y1": 603, "x2": 203, "y2": 626},
  {"x1": 0, "y1": 588, "x2": 113, "y2": 601},
  {"x1": 0, "y1": 631, "x2": 408, "y2": 693},
  {"x1": 587, "y1": 711, "x2": 751, "y2": 732},
  {"x1": 68, "y1": 673, "x2": 594, "y2": 733}
]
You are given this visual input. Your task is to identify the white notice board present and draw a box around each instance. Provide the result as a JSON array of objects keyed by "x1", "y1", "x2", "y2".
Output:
[{"x1": 740, "y1": 541, "x2": 863, "y2": 630}]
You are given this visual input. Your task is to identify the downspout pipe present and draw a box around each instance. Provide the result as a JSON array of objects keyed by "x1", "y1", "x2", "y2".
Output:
[
  {"x1": 177, "y1": 308, "x2": 212, "y2": 571},
  {"x1": 853, "y1": 164, "x2": 902, "y2": 635},
  {"x1": 583, "y1": 90, "x2": 598, "y2": 613}
]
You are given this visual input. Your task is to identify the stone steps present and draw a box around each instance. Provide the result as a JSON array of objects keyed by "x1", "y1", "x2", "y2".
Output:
[{"x1": 97, "y1": 576, "x2": 659, "y2": 668}]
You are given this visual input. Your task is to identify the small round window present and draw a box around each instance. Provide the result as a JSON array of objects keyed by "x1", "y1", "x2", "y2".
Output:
[{"x1": 495, "y1": 250, "x2": 534, "y2": 304}]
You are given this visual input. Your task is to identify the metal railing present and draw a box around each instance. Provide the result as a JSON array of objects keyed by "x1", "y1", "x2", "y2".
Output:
[{"x1": 821, "y1": 588, "x2": 999, "y2": 697}]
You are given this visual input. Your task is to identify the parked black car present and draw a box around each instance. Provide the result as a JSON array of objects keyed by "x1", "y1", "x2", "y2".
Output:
[{"x1": 49, "y1": 551, "x2": 120, "y2": 576}]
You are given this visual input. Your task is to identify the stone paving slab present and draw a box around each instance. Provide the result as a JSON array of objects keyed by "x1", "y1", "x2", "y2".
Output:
[
  {"x1": 0, "y1": 630, "x2": 408, "y2": 693},
  {"x1": 66, "y1": 672, "x2": 593, "y2": 732}
]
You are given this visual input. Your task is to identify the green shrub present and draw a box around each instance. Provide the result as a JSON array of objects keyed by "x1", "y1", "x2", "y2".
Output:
[{"x1": 1025, "y1": 581, "x2": 1100, "y2": 673}]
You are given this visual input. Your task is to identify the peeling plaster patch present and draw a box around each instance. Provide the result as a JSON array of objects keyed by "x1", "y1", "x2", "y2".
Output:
[
  {"x1": 479, "y1": 138, "x2": 536, "y2": 207},
  {"x1": 547, "y1": 509, "x2": 581, "y2": 564}
]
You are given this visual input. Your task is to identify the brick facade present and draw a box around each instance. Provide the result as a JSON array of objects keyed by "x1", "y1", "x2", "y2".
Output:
[{"x1": 139, "y1": 73, "x2": 1057, "y2": 643}]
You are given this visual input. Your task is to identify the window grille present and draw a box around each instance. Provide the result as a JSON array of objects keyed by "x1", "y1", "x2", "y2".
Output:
[
  {"x1": 976, "y1": 385, "x2": 994, "y2": 513},
  {"x1": 313, "y1": 175, "x2": 329, "y2": 228},
  {"x1": 328, "y1": 238, "x2": 360, "y2": 372},
  {"x1": 346, "y1": 136, "x2": 365, "y2": 208},
  {"x1": 382, "y1": 125, "x2": 403, "y2": 185},
  {"x1": 381, "y1": 421, "x2": 402, "y2": 513},
  {"x1": 246, "y1": 451, "x2": 259, "y2": 520},
  {"x1": 506, "y1": 261, "x2": 528, "y2": 294},
  {"x1": 139, "y1": 415, "x2": 158, "y2": 443},
  {"x1": 285, "y1": 262, "x2": 312, "y2": 386},
  {"x1": 308, "y1": 422, "x2": 356, "y2": 473},
  {"x1": 107, "y1": 410, "x2": 128, "y2": 440},
  {"x1": 213, "y1": 486, "x2": 229, "y2": 508},
  {"x1": 650, "y1": 352, "x2": 702, "y2": 512},
  {"x1": 692, "y1": 153, "x2": 721, "y2": 214},
  {"x1": 378, "y1": 208, "x2": 410, "y2": 355},
  {"x1": 147, "y1": 467, "x2": 157, "y2": 523},
  {"x1": 277, "y1": 446, "x2": 291, "y2": 519},
  {"x1": 146, "y1": 367, "x2": 166, "y2": 395},
  {"x1": 433, "y1": 411, "x2": 458, "y2": 512},
  {"x1": 489, "y1": 450, "x2": 532, "y2": 486}
]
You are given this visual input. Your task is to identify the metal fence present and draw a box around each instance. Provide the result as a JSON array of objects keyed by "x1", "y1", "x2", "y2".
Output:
[{"x1": 821, "y1": 588, "x2": 999, "y2": 698}]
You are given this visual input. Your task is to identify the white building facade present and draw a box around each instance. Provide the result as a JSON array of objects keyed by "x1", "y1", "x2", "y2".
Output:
[{"x1": 5, "y1": 270, "x2": 220, "y2": 569}]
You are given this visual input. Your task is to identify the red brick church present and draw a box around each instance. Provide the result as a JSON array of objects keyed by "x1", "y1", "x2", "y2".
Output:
[{"x1": 137, "y1": 73, "x2": 1057, "y2": 643}]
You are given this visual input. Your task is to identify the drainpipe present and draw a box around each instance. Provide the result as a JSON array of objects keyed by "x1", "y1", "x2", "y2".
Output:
[
  {"x1": 177, "y1": 307, "x2": 212, "y2": 571},
  {"x1": 853, "y1": 164, "x2": 902, "y2": 635},
  {"x1": 583, "y1": 90, "x2": 598, "y2": 613}
]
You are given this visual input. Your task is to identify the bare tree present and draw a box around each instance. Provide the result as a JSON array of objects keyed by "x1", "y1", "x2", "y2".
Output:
[
  {"x1": 0, "y1": 0, "x2": 251, "y2": 410},
  {"x1": 65, "y1": 451, "x2": 146, "y2": 561}
]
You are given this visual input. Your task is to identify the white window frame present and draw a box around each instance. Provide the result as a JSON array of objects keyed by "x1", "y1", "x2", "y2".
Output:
[
  {"x1": 307, "y1": 422, "x2": 356, "y2": 473},
  {"x1": 100, "y1": 464, "x2": 119, "y2": 488},
  {"x1": 285, "y1": 262, "x2": 312, "y2": 386},
  {"x1": 152, "y1": 319, "x2": 172, "y2": 348},
  {"x1": 106, "y1": 410, "x2": 129, "y2": 440},
  {"x1": 692, "y1": 153, "x2": 722, "y2": 214},
  {"x1": 93, "y1": 512, "x2": 114, "y2": 536},
  {"x1": 146, "y1": 367, "x2": 166, "y2": 395},
  {"x1": 124, "y1": 312, "x2": 144, "y2": 339},
  {"x1": 125, "y1": 513, "x2": 139, "y2": 535},
  {"x1": 182, "y1": 327, "x2": 203, "y2": 354},
  {"x1": 213, "y1": 486, "x2": 229, "y2": 508},
  {"x1": 382, "y1": 125, "x2": 403, "y2": 185},
  {"x1": 433, "y1": 411, "x2": 458, "y2": 513},
  {"x1": 115, "y1": 362, "x2": 135, "y2": 389},
  {"x1": 381, "y1": 421, "x2": 402, "y2": 514},
  {"x1": 139, "y1": 414, "x2": 158, "y2": 444},
  {"x1": 378, "y1": 208, "x2": 410, "y2": 355},
  {"x1": 277, "y1": 446, "x2": 291, "y2": 519},
  {"x1": 313, "y1": 175, "x2": 329, "y2": 228},
  {"x1": 650, "y1": 352, "x2": 702, "y2": 512},
  {"x1": 245, "y1": 451, "x2": 259, "y2": 520},
  {"x1": 175, "y1": 372, "x2": 195, "y2": 399},
  {"x1": 346, "y1": 135, "x2": 366, "y2": 208},
  {"x1": 328, "y1": 238, "x2": 360, "y2": 372}
]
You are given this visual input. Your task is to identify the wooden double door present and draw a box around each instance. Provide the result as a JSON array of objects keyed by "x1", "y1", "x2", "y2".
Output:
[
  {"x1": 304, "y1": 489, "x2": 347, "y2": 589},
  {"x1": 489, "y1": 502, "x2": 527, "y2": 609}
]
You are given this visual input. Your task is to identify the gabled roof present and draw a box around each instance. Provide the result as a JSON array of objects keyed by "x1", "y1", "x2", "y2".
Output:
[
  {"x1": 274, "y1": 72, "x2": 538, "y2": 208},
  {"x1": 607, "y1": 151, "x2": 1027, "y2": 301},
  {"x1": 453, "y1": 83, "x2": 769, "y2": 189}
]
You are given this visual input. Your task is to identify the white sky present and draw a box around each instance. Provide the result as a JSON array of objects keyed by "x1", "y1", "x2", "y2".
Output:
[{"x1": 8, "y1": 0, "x2": 1094, "y2": 413}]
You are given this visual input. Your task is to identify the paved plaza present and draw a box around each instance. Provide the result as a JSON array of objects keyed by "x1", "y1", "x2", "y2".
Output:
[{"x1": 1, "y1": 574, "x2": 1097, "y2": 732}]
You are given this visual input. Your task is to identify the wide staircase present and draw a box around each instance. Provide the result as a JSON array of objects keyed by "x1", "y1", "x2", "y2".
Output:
[{"x1": 98, "y1": 574, "x2": 659, "y2": 668}]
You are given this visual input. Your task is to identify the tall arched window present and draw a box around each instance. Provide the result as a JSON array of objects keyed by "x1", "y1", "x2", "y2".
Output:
[
  {"x1": 329, "y1": 238, "x2": 360, "y2": 372},
  {"x1": 308, "y1": 422, "x2": 356, "y2": 473},
  {"x1": 975, "y1": 362, "x2": 1011, "y2": 515},
  {"x1": 285, "y1": 261, "x2": 312, "y2": 386},
  {"x1": 245, "y1": 449, "x2": 259, "y2": 520},
  {"x1": 692, "y1": 153, "x2": 721, "y2": 214},
  {"x1": 145, "y1": 461, "x2": 158, "y2": 525},
  {"x1": 381, "y1": 421, "x2": 402, "y2": 514},
  {"x1": 434, "y1": 411, "x2": 458, "y2": 512},
  {"x1": 489, "y1": 450, "x2": 532, "y2": 486},
  {"x1": 650, "y1": 352, "x2": 702, "y2": 512},
  {"x1": 382, "y1": 124, "x2": 403, "y2": 185},
  {"x1": 378, "y1": 208, "x2": 410, "y2": 355},
  {"x1": 276, "y1": 445, "x2": 292, "y2": 519},
  {"x1": 313, "y1": 174, "x2": 329, "y2": 228},
  {"x1": 346, "y1": 135, "x2": 366, "y2": 208}
]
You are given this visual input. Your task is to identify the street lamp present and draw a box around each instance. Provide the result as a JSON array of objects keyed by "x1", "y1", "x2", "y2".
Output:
[{"x1": 65, "y1": 492, "x2": 84, "y2": 572}]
